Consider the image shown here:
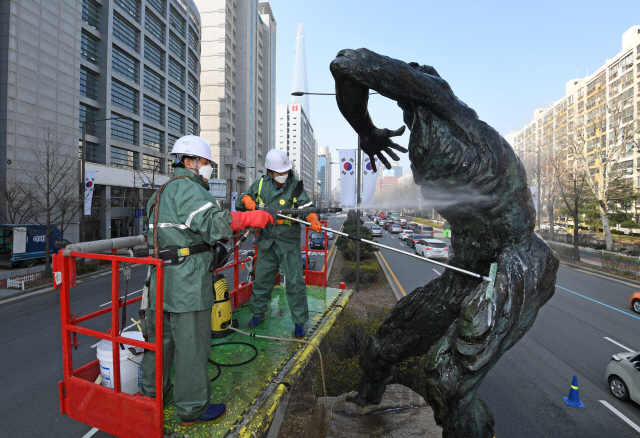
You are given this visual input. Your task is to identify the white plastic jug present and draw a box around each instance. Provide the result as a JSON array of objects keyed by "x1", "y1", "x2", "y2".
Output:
[{"x1": 96, "y1": 331, "x2": 145, "y2": 394}]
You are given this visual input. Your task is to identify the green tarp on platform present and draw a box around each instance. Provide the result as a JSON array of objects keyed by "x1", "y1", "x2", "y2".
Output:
[{"x1": 163, "y1": 285, "x2": 343, "y2": 437}]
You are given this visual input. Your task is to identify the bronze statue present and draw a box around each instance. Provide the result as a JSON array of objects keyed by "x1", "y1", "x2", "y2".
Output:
[{"x1": 331, "y1": 49, "x2": 559, "y2": 438}]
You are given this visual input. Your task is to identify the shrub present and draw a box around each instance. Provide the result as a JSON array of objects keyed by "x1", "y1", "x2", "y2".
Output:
[
  {"x1": 340, "y1": 259, "x2": 380, "y2": 286},
  {"x1": 315, "y1": 306, "x2": 429, "y2": 400}
]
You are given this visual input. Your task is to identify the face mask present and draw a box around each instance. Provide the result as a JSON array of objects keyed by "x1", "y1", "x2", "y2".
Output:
[
  {"x1": 198, "y1": 164, "x2": 213, "y2": 180},
  {"x1": 274, "y1": 174, "x2": 288, "y2": 184}
]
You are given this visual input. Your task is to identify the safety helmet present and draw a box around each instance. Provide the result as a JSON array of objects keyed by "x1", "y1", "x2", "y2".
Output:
[
  {"x1": 265, "y1": 149, "x2": 292, "y2": 173},
  {"x1": 170, "y1": 135, "x2": 212, "y2": 162}
]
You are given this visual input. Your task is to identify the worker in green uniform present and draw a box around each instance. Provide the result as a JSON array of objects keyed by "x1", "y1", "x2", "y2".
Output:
[
  {"x1": 236, "y1": 149, "x2": 322, "y2": 339},
  {"x1": 140, "y1": 135, "x2": 274, "y2": 426}
]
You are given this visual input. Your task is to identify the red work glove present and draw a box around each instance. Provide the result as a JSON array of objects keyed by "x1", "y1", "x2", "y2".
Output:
[
  {"x1": 230, "y1": 211, "x2": 274, "y2": 231},
  {"x1": 242, "y1": 195, "x2": 256, "y2": 211},
  {"x1": 306, "y1": 213, "x2": 322, "y2": 232}
]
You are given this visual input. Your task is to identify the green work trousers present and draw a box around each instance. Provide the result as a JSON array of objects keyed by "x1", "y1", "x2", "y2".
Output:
[
  {"x1": 140, "y1": 308, "x2": 212, "y2": 420},
  {"x1": 251, "y1": 247, "x2": 309, "y2": 324}
]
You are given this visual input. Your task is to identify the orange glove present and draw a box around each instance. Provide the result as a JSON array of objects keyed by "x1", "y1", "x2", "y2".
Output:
[
  {"x1": 242, "y1": 195, "x2": 256, "y2": 211},
  {"x1": 230, "y1": 211, "x2": 274, "y2": 231},
  {"x1": 306, "y1": 213, "x2": 322, "y2": 232}
]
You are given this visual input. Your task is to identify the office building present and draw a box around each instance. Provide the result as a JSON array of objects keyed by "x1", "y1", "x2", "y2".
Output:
[
  {"x1": 275, "y1": 102, "x2": 316, "y2": 194},
  {"x1": 0, "y1": 0, "x2": 202, "y2": 241},
  {"x1": 196, "y1": 0, "x2": 275, "y2": 201},
  {"x1": 317, "y1": 146, "x2": 332, "y2": 206},
  {"x1": 508, "y1": 26, "x2": 640, "y2": 191}
]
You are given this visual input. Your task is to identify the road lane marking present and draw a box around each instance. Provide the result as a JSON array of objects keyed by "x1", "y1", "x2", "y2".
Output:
[
  {"x1": 90, "y1": 322, "x2": 139, "y2": 348},
  {"x1": 400, "y1": 243, "x2": 404, "y2": 247},
  {"x1": 555, "y1": 285, "x2": 640, "y2": 321},
  {"x1": 81, "y1": 427, "x2": 99, "y2": 438},
  {"x1": 604, "y1": 337, "x2": 635, "y2": 352},
  {"x1": 599, "y1": 400, "x2": 640, "y2": 433},
  {"x1": 378, "y1": 252, "x2": 406, "y2": 296},
  {"x1": 99, "y1": 289, "x2": 143, "y2": 307},
  {"x1": 433, "y1": 269, "x2": 441, "y2": 276}
]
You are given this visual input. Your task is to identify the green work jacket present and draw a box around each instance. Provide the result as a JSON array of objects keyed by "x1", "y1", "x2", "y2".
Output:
[
  {"x1": 236, "y1": 175, "x2": 313, "y2": 255},
  {"x1": 148, "y1": 168, "x2": 233, "y2": 313}
]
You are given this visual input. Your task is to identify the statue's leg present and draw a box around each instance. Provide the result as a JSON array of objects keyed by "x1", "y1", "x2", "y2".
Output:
[{"x1": 349, "y1": 271, "x2": 478, "y2": 406}]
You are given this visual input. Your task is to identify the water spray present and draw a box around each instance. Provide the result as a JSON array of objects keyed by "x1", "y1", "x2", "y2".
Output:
[{"x1": 280, "y1": 214, "x2": 498, "y2": 300}]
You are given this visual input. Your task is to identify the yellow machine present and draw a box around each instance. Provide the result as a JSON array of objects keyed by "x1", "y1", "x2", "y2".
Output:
[{"x1": 211, "y1": 274, "x2": 238, "y2": 338}]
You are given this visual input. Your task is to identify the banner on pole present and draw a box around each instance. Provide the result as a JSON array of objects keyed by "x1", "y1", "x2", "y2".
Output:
[
  {"x1": 339, "y1": 149, "x2": 357, "y2": 206},
  {"x1": 84, "y1": 171, "x2": 96, "y2": 215},
  {"x1": 361, "y1": 156, "x2": 380, "y2": 206},
  {"x1": 530, "y1": 187, "x2": 538, "y2": 216},
  {"x1": 230, "y1": 191, "x2": 238, "y2": 212}
]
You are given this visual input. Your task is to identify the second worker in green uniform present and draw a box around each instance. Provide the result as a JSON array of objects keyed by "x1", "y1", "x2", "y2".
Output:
[{"x1": 235, "y1": 149, "x2": 322, "y2": 339}]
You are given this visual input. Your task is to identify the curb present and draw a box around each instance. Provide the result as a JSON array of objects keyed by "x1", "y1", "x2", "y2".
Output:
[
  {"x1": 560, "y1": 260, "x2": 640, "y2": 288},
  {"x1": 375, "y1": 252, "x2": 404, "y2": 301}
]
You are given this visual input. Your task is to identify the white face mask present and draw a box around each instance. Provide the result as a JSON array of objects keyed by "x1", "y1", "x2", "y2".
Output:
[
  {"x1": 198, "y1": 164, "x2": 213, "y2": 180},
  {"x1": 274, "y1": 174, "x2": 288, "y2": 184}
]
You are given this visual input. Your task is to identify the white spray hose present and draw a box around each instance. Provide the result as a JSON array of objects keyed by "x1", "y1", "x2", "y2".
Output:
[
  {"x1": 284, "y1": 214, "x2": 492, "y2": 282},
  {"x1": 227, "y1": 326, "x2": 328, "y2": 414}
]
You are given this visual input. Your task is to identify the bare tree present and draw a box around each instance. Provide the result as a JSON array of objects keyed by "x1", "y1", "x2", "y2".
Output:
[
  {"x1": 557, "y1": 159, "x2": 589, "y2": 260},
  {"x1": 0, "y1": 171, "x2": 36, "y2": 225},
  {"x1": 24, "y1": 123, "x2": 81, "y2": 276},
  {"x1": 129, "y1": 153, "x2": 170, "y2": 234},
  {"x1": 567, "y1": 73, "x2": 639, "y2": 251}
]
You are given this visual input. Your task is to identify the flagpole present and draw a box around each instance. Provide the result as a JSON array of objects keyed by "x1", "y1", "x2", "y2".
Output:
[{"x1": 356, "y1": 138, "x2": 361, "y2": 293}]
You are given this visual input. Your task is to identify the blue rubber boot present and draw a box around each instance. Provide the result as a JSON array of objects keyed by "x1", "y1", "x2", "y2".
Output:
[
  {"x1": 180, "y1": 403, "x2": 226, "y2": 426},
  {"x1": 248, "y1": 316, "x2": 265, "y2": 328},
  {"x1": 294, "y1": 324, "x2": 306, "y2": 339}
]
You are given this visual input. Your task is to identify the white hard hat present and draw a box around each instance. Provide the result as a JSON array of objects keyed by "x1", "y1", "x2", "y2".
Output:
[
  {"x1": 265, "y1": 149, "x2": 292, "y2": 172},
  {"x1": 170, "y1": 135, "x2": 212, "y2": 162}
]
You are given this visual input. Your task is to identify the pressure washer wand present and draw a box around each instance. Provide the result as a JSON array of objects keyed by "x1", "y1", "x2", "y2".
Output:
[{"x1": 281, "y1": 214, "x2": 493, "y2": 283}]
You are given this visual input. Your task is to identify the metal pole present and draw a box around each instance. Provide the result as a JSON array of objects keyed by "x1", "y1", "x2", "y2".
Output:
[
  {"x1": 537, "y1": 146, "x2": 541, "y2": 228},
  {"x1": 356, "y1": 138, "x2": 361, "y2": 292},
  {"x1": 80, "y1": 123, "x2": 86, "y2": 242}
]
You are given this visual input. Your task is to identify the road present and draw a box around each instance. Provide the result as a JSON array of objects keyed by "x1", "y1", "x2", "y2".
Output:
[
  {"x1": 0, "y1": 215, "x2": 345, "y2": 438},
  {"x1": 365, "y1": 216, "x2": 640, "y2": 437}
]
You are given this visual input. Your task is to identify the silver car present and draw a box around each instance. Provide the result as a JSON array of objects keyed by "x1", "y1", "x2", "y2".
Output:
[
  {"x1": 371, "y1": 226, "x2": 382, "y2": 237},
  {"x1": 606, "y1": 351, "x2": 640, "y2": 404},
  {"x1": 390, "y1": 224, "x2": 402, "y2": 234}
]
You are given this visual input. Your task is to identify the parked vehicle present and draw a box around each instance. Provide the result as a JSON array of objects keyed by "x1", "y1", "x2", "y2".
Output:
[
  {"x1": 407, "y1": 234, "x2": 426, "y2": 249},
  {"x1": 630, "y1": 292, "x2": 640, "y2": 314},
  {"x1": 371, "y1": 226, "x2": 383, "y2": 237},
  {"x1": 0, "y1": 225, "x2": 71, "y2": 268},
  {"x1": 390, "y1": 224, "x2": 402, "y2": 234},
  {"x1": 606, "y1": 350, "x2": 640, "y2": 405},
  {"x1": 327, "y1": 231, "x2": 335, "y2": 240},
  {"x1": 308, "y1": 232, "x2": 325, "y2": 250},
  {"x1": 415, "y1": 239, "x2": 449, "y2": 260},
  {"x1": 400, "y1": 230, "x2": 413, "y2": 241}
]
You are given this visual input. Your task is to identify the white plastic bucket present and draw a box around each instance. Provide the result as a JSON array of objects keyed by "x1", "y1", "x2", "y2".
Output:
[{"x1": 96, "y1": 331, "x2": 145, "y2": 394}]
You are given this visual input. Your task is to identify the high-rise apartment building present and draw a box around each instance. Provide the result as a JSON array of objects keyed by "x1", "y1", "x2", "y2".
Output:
[
  {"x1": 0, "y1": 0, "x2": 201, "y2": 241},
  {"x1": 317, "y1": 146, "x2": 332, "y2": 205},
  {"x1": 508, "y1": 26, "x2": 640, "y2": 191},
  {"x1": 196, "y1": 0, "x2": 275, "y2": 201}
]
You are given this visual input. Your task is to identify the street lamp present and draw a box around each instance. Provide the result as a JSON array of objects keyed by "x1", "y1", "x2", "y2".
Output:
[
  {"x1": 80, "y1": 115, "x2": 132, "y2": 242},
  {"x1": 290, "y1": 91, "x2": 380, "y2": 293}
]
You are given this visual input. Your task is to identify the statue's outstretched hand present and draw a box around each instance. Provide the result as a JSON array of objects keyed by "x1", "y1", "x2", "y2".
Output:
[{"x1": 360, "y1": 126, "x2": 407, "y2": 172}]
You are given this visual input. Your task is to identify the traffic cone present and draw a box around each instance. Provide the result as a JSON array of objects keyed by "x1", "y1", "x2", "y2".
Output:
[{"x1": 562, "y1": 375, "x2": 585, "y2": 408}]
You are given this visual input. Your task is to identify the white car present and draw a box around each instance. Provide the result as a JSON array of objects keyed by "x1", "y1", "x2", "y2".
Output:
[
  {"x1": 415, "y1": 239, "x2": 449, "y2": 260},
  {"x1": 370, "y1": 226, "x2": 382, "y2": 237},
  {"x1": 606, "y1": 351, "x2": 640, "y2": 405},
  {"x1": 400, "y1": 230, "x2": 413, "y2": 241}
]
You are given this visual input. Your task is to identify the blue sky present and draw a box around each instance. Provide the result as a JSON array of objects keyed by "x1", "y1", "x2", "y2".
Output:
[{"x1": 268, "y1": 0, "x2": 639, "y2": 186}]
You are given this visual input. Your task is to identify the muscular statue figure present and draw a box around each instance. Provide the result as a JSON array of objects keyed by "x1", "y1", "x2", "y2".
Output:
[{"x1": 331, "y1": 49, "x2": 559, "y2": 438}]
